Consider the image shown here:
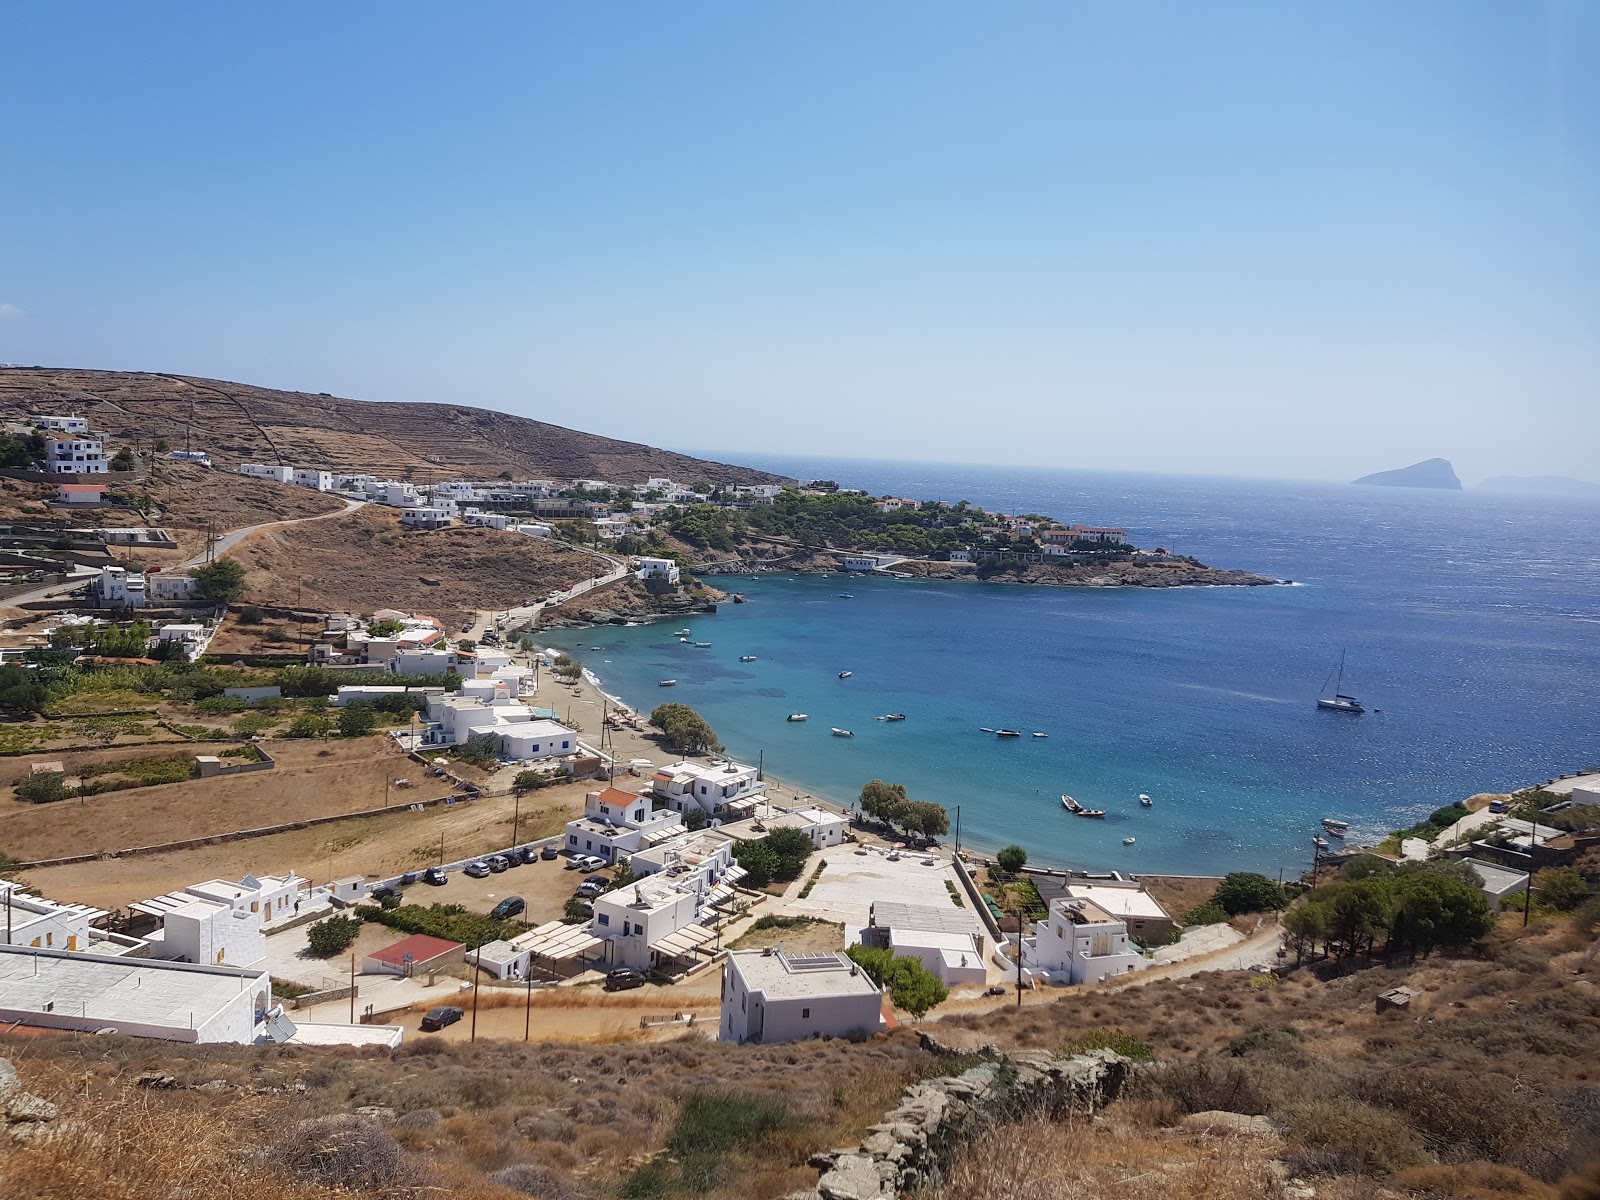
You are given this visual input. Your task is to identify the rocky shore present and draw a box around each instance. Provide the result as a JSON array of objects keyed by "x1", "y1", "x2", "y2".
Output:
[{"x1": 537, "y1": 575, "x2": 725, "y2": 630}]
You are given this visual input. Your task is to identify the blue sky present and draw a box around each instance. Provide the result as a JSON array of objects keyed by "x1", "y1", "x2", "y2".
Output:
[{"x1": 2, "y1": 3, "x2": 1596, "y2": 482}]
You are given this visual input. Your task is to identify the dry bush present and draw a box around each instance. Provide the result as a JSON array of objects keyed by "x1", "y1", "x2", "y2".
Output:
[
  {"x1": 1278, "y1": 1099, "x2": 1430, "y2": 1176},
  {"x1": 489, "y1": 1162, "x2": 589, "y2": 1199},
  {"x1": 274, "y1": 1114, "x2": 417, "y2": 1193},
  {"x1": 1397, "y1": 1163, "x2": 1559, "y2": 1200},
  {"x1": 931, "y1": 1112, "x2": 1283, "y2": 1200}
]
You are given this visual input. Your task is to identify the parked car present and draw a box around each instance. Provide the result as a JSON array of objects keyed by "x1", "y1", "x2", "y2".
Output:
[
  {"x1": 462, "y1": 861, "x2": 491, "y2": 879},
  {"x1": 577, "y1": 855, "x2": 607, "y2": 871},
  {"x1": 540, "y1": 845, "x2": 560, "y2": 861},
  {"x1": 421, "y1": 867, "x2": 447, "y2": 886},
  {"x1": 369, "y1": 885, "x2": 402, "y2": 903},
  {"x1": 399, "y1": 871, "x2": 419, "y2": 885},
  {"x1": 515, "y1": 846, "x2": 539, "y2": 865},
  {"x1": 486, "y1": 855, "x2": 509, "y2": 873},
  {"x1": 604, "y1": 968, "x2": 646, "y2": 992},
  {"x1": 420, "y1": 1006, "x2": 464, "y2": 1032},
  {"x1": 583, "y1": 874, "x2": 611, "y2": 886},
  {"x1": 562, "y1": 854, "x2": 585, "y2": 870},
  {"x1": 575, "y1": 881, "x2": 604, "y2": 898},
  {"x1": 489, "y1": 896, "x2": 525, "y2": 920}
]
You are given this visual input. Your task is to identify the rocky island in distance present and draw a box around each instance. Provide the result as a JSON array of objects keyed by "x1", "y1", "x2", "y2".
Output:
[{"x1": 1352, "y1": 457, "x2": 1463, "y2": 489}]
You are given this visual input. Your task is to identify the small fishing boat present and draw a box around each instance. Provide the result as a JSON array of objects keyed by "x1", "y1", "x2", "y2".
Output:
[
  {"x1": 838, "y1": 593, "x2": 853, "y2": 599},
  {"x1": 1061, "y1": 795, "x2": 1077, "y2": 812},
  {"x1": 673, "y1": 628, "x2": 692, "y2": 636},
  {"x1": 1032, "y1": 732, "x2": 1048, "y2": 738},
  {"x1": 1313, "y1": 836, "x2": 1330, "y2": 850},
  {"x1": 980, "y1": 727, "x2": 996, "y2": 733},
  {"x1": 1322, "y1": 825, "x2": 1347, "y2": 839},
  {"x1": 678, "y1": 637, "x2": 689, "y2": 643},
  {"x1": 787, "y1": 713, "x2": 808, "y2": 722},
  {"x1": 1077, "y1": 808, "x2": 1106, "y2": 818},
  {"x1": 995, "y1": 729, "x2": 1022, "y2": 738},
  {"x1": 884, "y1": 713, "x2": 906, "y2": 721},
  {"x1": 589, "y1": 646, "x2": 601, "y2": 651},
  {"x1": 1320, "y1": 817, "x2": 1349, "y2": 830},
  {"x1": 1139, "y1": 794, "x2": 1153, "y2": 807},
  {"x1": 695, "y1": 642, "x2": 713, "y2": 647},
  {"x1": 739, "y1": 655, "x2": 757, "y2": 662},
  {"x1": 838, "y1": 670, "x2": 853, "y2": 678},
  {"x1": 1122, "y1": 837, "x2": 1136, "y2": 846},
  {"x1": 831, "y1": 727, "x2": 854, "y2": 738},
  {"x1": 658, "y1": 679, "x2": 677, "y2": 687}
]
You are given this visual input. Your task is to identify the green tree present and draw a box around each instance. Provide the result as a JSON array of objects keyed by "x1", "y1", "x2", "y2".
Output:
[
  {"x1": 1214, "y1": 872, "x2": 1289, "y2": 916},
  {"x1": 858, "y1": 779, "x2": 908, "y2": 827},
  {"x1": 513, "y1": 769, "x2": 546, "y2": 793},
  {"x1": 287, "y1": 711, "x2": 330, "y2": 738},
  {"x1": 683, "y1": 807, "x2": 711, "y2": 831},
  {"x1": 995, "y1": 844, "x2": 1028, "y2": 875},
  {"x1": 15, "y1": 772, "x2": 70, "y2": 804},
  {"x1": 1328, "y1": 879, "x2": 1395, "y2": 959},
  {"x1": 844, "y1": 945, "x2": 948, "y2": 1016},
  {"x1": 1534, "y1": 866, "x2": 1589, "y2": 912},
  {"x1": 1391, "y1": 871, "x2": 1493, "y2": 956},
  {"x1": 903, "y1": 800, "x2": 950, "y2": 840},
  {"x1": 762, "y1": 827, "x2": 815, "y2": 881},
  {"x1": 110, "y1": 447, "x2": 136, "y2": 471},
  {"x1": 0, "y1": 664, "x2": 47, "y2": 714},
  {"x1": 649, "y1": 702, "x2": 721, "y2": 754},
  {"x1": 337, "y1": 703, "x2": 376, "y2": 737},
  {"x1": 188, "y1": 558, "x2": 247, "y2": 604},
  {"x1": 732, "y1": 840, "x2": 781, "y2": 889},
  {"x1": 305, "y1": 914, "x2": 361, "y2": 957},
  {"x1": 451, "y1": 731, "x2": 503, "y2": 768},
  {"x1": 1283, "y1": 901, "x2": 1332, "y2": 963}
]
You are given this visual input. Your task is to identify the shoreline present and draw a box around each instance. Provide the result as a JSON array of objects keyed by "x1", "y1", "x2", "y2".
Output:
[{"x1": 695, "y1": 553, "x2": 1284, "y2": 590}]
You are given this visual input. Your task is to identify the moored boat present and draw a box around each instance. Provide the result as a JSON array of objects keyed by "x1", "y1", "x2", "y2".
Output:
[
  {"x1": 695, "y1": 642, "x2": 713, "y2": 647},
  {"x1": 1322, "y1": 825, "x2": 1346, "y2": 838},
  {"x1": 1139, "y1": 793, "x2": 1153, "y2": 807},
  {"x1": 739, "y1": 655, "x2": 757, "y2": 661},
  {"x1": 1313, "y1": 836, "x2": 1330, "y2": 849},
  {"x1": 1316, "y1": 649, "x2": 1365, "y2": 714},
  {"x1": 1320, "y1": 817, "x2": 1349, "y2": 830},
  {"x1": 838, "y1": 670, "x2": 853, "y2": 678},
  {"x1": 787, "y1": 713, "x2": 808, "y2": 722},
  {"x1": 1032, "y1": 732, "x2": 1048, "y2": 738},
  {"x1": 995, "y1": 729, "x2": 1022, "y2": 738},
  {"x1": 884, "y1": 713, "x2": 906, "y2": 721},
  {"x1": 1122, "y1": 837, "x2": 1136, "y2": 846},
  {"x1": 831, "y1": 727, "x2": 853, "y2": 737},
  {"x1": 658, "y1": 679, "x2": 677, "y2": 687}
]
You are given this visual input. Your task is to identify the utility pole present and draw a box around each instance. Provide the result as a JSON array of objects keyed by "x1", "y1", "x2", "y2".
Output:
[
  {"x1": 1014, "y1": 900, "x2": 1024, "y2": 1007},
  {"x1": 349, "y1": 955, "x2": 356, "y2": 1023},
  {"x1": 511, "y1": 793, "x2": 521, "y2": 849},
  {"x1": 955, "y1": 805, "x2": 961, "y2": 856},
  {"x1": 524, "y1": 972, "x2": 533, "y2": 1042},
  {"x1": 469, "y1": 945, "x2": 482, "y2": 1042}
]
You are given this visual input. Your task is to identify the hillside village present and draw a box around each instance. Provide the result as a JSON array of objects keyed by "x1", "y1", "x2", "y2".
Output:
[{"x1": 0, "y1": 390, "x2": 1594, "y2": 1200}]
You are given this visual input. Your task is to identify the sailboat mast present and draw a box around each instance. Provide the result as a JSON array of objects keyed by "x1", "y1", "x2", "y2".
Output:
[{"x1": 1335, "y1": 648, "x2": 1346, "y2": 694}]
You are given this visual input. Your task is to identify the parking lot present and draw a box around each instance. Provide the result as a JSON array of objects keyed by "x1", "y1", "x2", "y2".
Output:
[{"x1": 399, "y1": 850, "x2": 607, "y2": 931}]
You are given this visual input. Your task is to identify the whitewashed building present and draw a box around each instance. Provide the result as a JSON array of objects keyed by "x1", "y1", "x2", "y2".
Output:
[
  {"x1": 31, "y1": 415, "x2": 90, "y2": 434},
  {"x1": 239, "y1": 463, "x2": 295, "y2": 483},
  {"x1": 1023, "y1": 897, "x2": 1147, "y2": 986},
  {"x1": 44, "y1": 434, "x2": 108, "y2": 474},
  {"x1": 292, "y1": 469, "x2": 335, "y2": 492},
  {"x1": 634, "y1": 556, "x2": 681, "y2": 584},
  {"x1": 720, "y1": 949, "x2": 884, "y2": 1044},
  {"x1": 565, "y1": 786, "x2": 683, "y2": 864},
  {"x1": 649, "y1": 759, "x2": 766, "y2": 820},
  {"x1": 0, "y1": 879, "x2": 136, "y2": 955}
]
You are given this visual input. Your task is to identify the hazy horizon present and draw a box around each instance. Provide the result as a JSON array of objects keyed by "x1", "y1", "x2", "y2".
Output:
[{"x1": 2, "y1": 4, "x2": 1596, "y2": 484}]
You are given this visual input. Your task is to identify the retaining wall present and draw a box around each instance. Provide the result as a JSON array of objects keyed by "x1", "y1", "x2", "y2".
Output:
[{"x1": 793, "y1": 1046, "x2": 1129, "y2": 1200}]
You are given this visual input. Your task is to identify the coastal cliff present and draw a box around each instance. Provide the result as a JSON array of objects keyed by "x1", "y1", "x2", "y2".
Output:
[
  {"x1": 538, "y1": 575, "x2": 724, "y2": 629},
  {"x1": 884, "y1": 557, "x2": 1278, "y2": 588}
]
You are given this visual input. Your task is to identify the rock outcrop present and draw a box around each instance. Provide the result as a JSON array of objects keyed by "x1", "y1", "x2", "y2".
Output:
[
  {"x1": 1352, "y1": 458, "x2": 1462, "y2": 489},
  {"x1": 790, "y1": 1049, "x2": 1129, "y2": 1200},
  {"x1": 1, "y1": 1057, "x2": 62, "y2": 1143}
]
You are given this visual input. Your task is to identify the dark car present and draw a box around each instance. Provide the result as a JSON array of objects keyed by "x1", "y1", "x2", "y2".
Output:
[
  {"x1": 604, "y1": 968, "x2": 646, "y2": 992},
  {"x1": 462, "y1": 861, "x2": 491, "y2": 879},
  {"x1": 369, "y1": 884, "x2": 402, "y2": 903},
  {"x1": 583, "y1": 874, "x2": 610, "y2": 886},
  {"x1": 399, "y1": 871, "x2": 419, "y2": 885},
  {"x1": 515, "y1": 846, "x2": 538, "y2": 865},
  {"x1": 486, "y1": 855, "x2": 509, "y2": 874},
  {"x1": 421, "y1": 867, "x2": 448, "y2": 886},
  {"x1": 420, "y1": 1005, "x2": 464, "y2": 1032},
  {"x1": 488, "y1": 896, "x2": 525, "y2": 921},
  {"x1": 540, "y1": 844, "x2": 559, "y2": 861}
]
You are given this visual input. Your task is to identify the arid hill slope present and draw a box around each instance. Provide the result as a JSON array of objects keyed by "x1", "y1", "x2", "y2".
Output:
[{"x1": 0, "y1": 367, "x2": 785, "y2": 486}]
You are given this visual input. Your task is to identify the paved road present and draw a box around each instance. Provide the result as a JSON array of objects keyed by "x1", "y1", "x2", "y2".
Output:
[
  {"x1": 471, "y1": 550, "x2": 632, "y2": 641},
  {"x1": 176, "y1": 495, "x2": 366, "y2": 570}
]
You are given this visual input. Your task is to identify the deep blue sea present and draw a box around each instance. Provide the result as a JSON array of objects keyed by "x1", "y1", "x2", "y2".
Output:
[{"x1": 544, "y1": 457, "x2": 1600, "y2": 877}]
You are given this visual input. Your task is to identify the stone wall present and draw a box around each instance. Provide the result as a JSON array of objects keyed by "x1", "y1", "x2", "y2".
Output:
[{"x1": 792, "y1": 1044, "x2": 1129, "y2": 1200}]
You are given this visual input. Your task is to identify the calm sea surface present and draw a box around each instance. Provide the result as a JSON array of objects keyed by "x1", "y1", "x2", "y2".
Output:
[{"x1": 545, "y1": 457, "x2": 1600, "y2": 876}]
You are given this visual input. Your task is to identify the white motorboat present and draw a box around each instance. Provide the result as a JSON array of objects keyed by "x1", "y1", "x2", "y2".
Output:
[
  {"x1": 695, "y1": 642, "x2": 713, "y2": 647},
  {"x1": 1313, "y1": 836, "x2": 1330, "y2": 850},
  {"x1": 838, "y1": 670, "x2": 853, "y2": 678},
  {"x1": 995, "y1": 729, "x2": 1022, "y2": 738},
  {"x1": 1122, "y1": 837, "x2": 1136, "y2": 846},
  {"x1": 658, "y1": 679, "x2": 677, "y2": 687},
  {"x1": 1320, "y1": 817, "x2": 1349, "y2": 830},
  {"x1": 831, "y1": 727, "x2": 854, "y2": 737},
  {"x1": 787, "y1": 713, "x2": 808, "y2": 722},
  {"x1": 1139, "y1": 794, "x2": 1153, "y2": 807},
  {"x1": 739, "y1": 655, "x2": 757, "y2": 662},
  {"x1": 1032, "y1": 732, "x2": 1048, "y2": 738}
]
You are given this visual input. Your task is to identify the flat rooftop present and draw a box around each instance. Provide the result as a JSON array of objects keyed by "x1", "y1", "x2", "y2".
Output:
[
  {"x1": 1064, "y1": 883, "x2": 1170, "y2": 921},
  {"x1": 0, "y1": 946, "x2": 264, "y2": 1030},
  {"x1": 729, "y1": 949, "x2": 880, "y2": 1000},
  {"x1": 1465, "y1": 858, "x2": 1528, "y2": 894},
  {"x1": 871, "y1": 900, "x2": 981, "y2": 938}
]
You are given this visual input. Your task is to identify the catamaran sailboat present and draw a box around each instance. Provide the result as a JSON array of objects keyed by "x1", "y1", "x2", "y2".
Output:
[{"x1": 1316, "y1": 649, "x2": 1365, "y2": 714}]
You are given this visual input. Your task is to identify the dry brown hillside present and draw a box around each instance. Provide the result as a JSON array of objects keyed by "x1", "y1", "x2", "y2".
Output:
[
  {"x1": 227, "y1": 504, "x2": 598, "y2": 624},
  {"x1": 0, "y1": 367, "x2": 786, "y2": 486}
]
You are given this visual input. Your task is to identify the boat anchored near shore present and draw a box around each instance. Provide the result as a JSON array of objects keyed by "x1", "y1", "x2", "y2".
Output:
[
  {"x1": 831, "y1": 727, "x2": 854, "y2": 738},
  {"x1": 1061, "y1": 794, "x2": 1106, "y2": 818},
  {"x1": 787, "y1": 713, "x2": 808, "y2": 722}
]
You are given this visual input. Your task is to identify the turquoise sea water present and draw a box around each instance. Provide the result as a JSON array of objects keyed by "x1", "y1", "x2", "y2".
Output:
[{"x1": 545, "y1": 459, "x2": 1600, "y2": 876}]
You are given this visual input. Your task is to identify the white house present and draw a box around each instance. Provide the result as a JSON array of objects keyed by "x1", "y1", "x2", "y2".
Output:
[
  {"x1": 649, "y1": 759, "x2": 766, "y2": 819},
  {"x1": 56, "y1": 483, "x2": 108, "y2": 505},
  {"x1": 1023, "y1": 897, "x2": 1147, "y2": 986},
  {"x1": 789, "y1": 807, "x2": 846, "y2": 848},
  {"x1": 92, "y1": 565, "x2": 147, "y2": 609},
  {"x1": 31, "y1": 415, "x2": 90, "y2": 434},
  {"x1": 564, "y1": 786, "x2": 683, "y2": 864},
  {"x1": 839, "y1": 556, "x2": 880, "y2": 572},
  {"x1": 516, "y1": 523, "x2": 553, "y2": 538},
  {"x1": 1061, "y1": 880, "x2": 1174, "y2": 942},
  {"x1": 292, "y1": 469, "x2": 335, "y2": 492},
  {"x1": 1464, "y1": 858, "x2": 1530, "y2": 909},
  {"x1": 720, "y1": 949, "x2": 884, "y2": 1045},
  {"x1": 379, "y1": 482, "x2": 420, "y2": 507},
  {"x1": 146, "y1": 572, "x2": 198, "y2": 603},
  {"x1": 392, "y1": 647, "x2": 459, "y2": 675},
  {"x1": 401, "y1": 505, "x2": 454, "y2": 529},
  {"x1": 464, "y1": 510, "x2": 513, "y2": 531},
  {"x1": 626, "y1": 827, "x2": 741, "y2": 901},
  {"x1": 133, "y1": 895, "x2": 266, "y2": 967},
  {"x1": 497, "y1": 718, "x2": 578, "y2": 760},
  {"x1": 590, "y1": 877, "x2": 700, "y2": 969},
  {"x1": 863, "y1": 901, "x2": 988, "y2": 987},
  {"x1": 634, "y1": 556, "x2": 681, "y2": 584},
  {"x1": 44, "y1": 434, "x2": 108, "y2": 474},
  {"x1": 239, "y1": 463, "x2": 295, "y2": 483},
  {"x1": 0, "y1": 879, "x2": 116, "y2": 954},
  {"x1": 420, "y1": 691, "x2": 578, "y2": 762}
]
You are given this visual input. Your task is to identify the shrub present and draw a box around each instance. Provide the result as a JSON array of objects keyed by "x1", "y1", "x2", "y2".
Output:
[
  {"x1": 1059, "y1": 1028, "x2": 1153, "y2": 1061},
  {"x1": 1534, "y1": 867, "x2": 1589, "y2": 912},
  {"x1": 1185, "y1": 900, "x2": 1229, "y2": 927},
  {"x1": 798, "y1": 858, "x2": 827, "y2": 899},
  {"x1": 489, "y1": 1163, "x2": 588, "y2": 1199},
  {"x1": 1395, "y1": 1163, "x2": 1557, "y2": 1200},
  {"x1": 1214, "y1": 871, "x2": 1289, "y2": 915},
  {"x1": 238, "y1": 606, "x2": 265, "y2": 625},
  {"x1": 622, "y1": 1089, "x2": 800, "y2": 1196},
  {"x1": 732, "y1": 839, "x2": 780, "y2": 889},
  {"x1": 15, "y1": 771, "x2": 70, "y2": 803},
  {"x1": 450, "y1": 731, "x2": 502, "y2": 768},
  {"x1": 337, "y1": 703, "x2": 376, "y2": 737},
  {"x1": 846, "y1": 944, "x2": 949, "y2": 1016},
  {"x1": 1138, "y1": 1056, "x2": 1270, "y2": 1116},
  {"x1": 1280, "y1": 1098, "x2": 1431, "y2": 1175},
  {"x1": 996, "y1": 844, "x2": 1028, "y2": 875},
  {"x1": 649, "y1": 702, "x2": 720, "y2": 754},
  {"x1": 188, "y1": 558, "x2": 246, "y2": 604},
  {"x1": 360, "y1": 901, "x2": 515, "y2": 946},
  {"x1": 274, "y1": 1114, "x2": 415, "y2": 1191},
  {"x1": 286, "y1": 712, "x2": 329, "y2": 738},
  {"x1": 306, "y1": 914, "x2": 361, "y2": 957},
  {"x1": 763, "y1": 826, "x2": 814, "y2": 881}
]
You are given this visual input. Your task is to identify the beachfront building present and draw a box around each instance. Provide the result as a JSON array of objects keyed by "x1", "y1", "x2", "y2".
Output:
[
  {"x1": 565, "y1": 787, "x2": 683, "y2": 864},
  {"x1": 416, "y1": 689, "x2": 576, "y2": 761},
  {"x1": 649, "y1": 759, "x2": 766, "y2": 820},
  {"x1": 1060, "y1": 880, "x2": 1175, "y2": 943},
  {"x1": 1022, "y1": 897, "x2": 1147, "y2": 986},
  {"x1": 634, "y1": 556, "x2": 681, "y2": 585},
  {"x1": 626, "y1": 827, "x2": 745, "y2": 904},
  {"x1": 861, "y1": 900, "x2": 988, "y2": 987},
  {"x1": 44, "y1": 433, "x2": 109, "y2": 474},
  {"x1": 720, "y1": 949, "x2": 884, "y2": 1045},
  {"x1": 590, "y1": 877, "x2": 701, "y2": 969}
]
